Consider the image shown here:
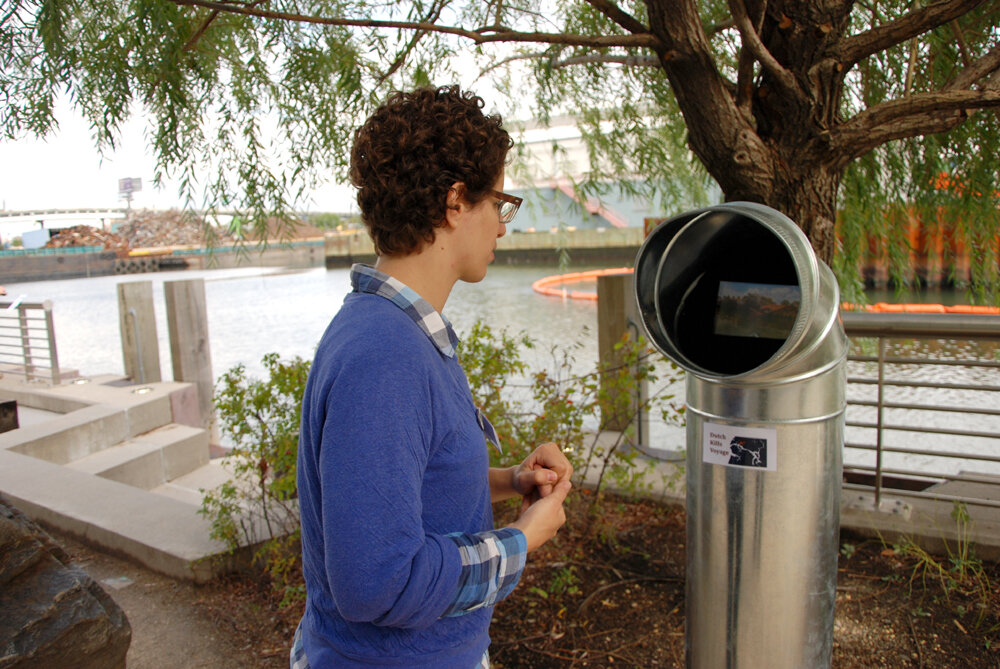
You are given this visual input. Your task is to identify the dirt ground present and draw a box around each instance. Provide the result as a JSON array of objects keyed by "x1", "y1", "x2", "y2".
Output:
[{"x1": 52, "y1": 492, "x2": 999, "y2": 668}]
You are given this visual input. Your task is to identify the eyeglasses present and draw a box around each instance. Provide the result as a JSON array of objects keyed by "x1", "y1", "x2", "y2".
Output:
[{"x1": 491, "y1": 190, "x2": 522, "y2": 225}]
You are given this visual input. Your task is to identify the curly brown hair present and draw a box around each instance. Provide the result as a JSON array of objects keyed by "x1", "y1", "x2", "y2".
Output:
[{"x1": 349, "y1": 85, "x2": 513, "y2": 256}]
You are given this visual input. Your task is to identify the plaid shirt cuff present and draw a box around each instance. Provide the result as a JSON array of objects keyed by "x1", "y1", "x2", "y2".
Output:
[{"x1": 441, "y1": 528, "x2": 527, "y2": 618}]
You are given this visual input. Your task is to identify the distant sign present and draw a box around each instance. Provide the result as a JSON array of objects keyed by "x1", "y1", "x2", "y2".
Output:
[{"x1": 118, "y1": 178, "x2": 142, "y2": 194}]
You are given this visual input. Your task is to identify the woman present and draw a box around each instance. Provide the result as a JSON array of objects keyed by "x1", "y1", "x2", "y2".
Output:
[{"x1": 292, "y1": 85, "x2": 573, "y2": 668}]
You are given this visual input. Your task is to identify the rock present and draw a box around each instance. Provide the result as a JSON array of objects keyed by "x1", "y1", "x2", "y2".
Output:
[
  {"x1": 0, "y1": 497, "x2": 131, "y2": 669},
  {"x1": 0, "y1": 401, "x2": 16, "y2": 434}
]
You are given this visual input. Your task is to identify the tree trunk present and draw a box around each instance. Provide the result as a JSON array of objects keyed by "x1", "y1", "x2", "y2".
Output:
[
  {"x1": 646, "y1": 0, "x2": 848, "y2": 266},
  {"x1": 723, "y1": 148, "x2": 842, "y2": 267}
]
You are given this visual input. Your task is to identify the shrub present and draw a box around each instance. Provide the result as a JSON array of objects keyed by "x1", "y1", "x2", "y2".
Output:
[
  {"x1": 201, "y1": 321, "x2": 685, "y2": 601},
  {"x1": 200, "y1": 352, "x2": 310, "y2": 604},
  {"x1": 458, "y1": 321, "x2": 685, "y2": 506}
]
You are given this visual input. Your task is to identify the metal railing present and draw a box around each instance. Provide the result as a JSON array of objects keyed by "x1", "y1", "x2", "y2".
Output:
[
  {"x1": 842, "y1": 312, "x2": 1000, "y2": 510},
  {"x1": 0, "y1": 298, "x2": 61, "y2": 385}
]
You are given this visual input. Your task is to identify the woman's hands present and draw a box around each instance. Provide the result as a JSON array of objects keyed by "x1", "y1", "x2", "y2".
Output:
[{"x1": 507, "y1": 442, "x2": 573, "y2": 552}]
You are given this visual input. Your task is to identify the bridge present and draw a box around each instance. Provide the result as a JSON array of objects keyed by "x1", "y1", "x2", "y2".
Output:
[
  {"x1": 0, "y1": 208, "x2": 129, "y2": 222},
  {"x1": 0, "y1": 209, "x2": 129, "y2": 240}
]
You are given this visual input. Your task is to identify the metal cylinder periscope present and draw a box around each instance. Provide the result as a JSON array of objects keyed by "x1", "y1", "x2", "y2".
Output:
[{"x1": 634, "y1": 202, "x2": 847, "y2": 668}]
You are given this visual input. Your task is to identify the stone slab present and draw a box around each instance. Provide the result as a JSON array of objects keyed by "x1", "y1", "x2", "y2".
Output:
[
  {"x1": 0, "y1": 450, "x2": 229, "y2": 582},
  {"x1": 151, "y1": 460, "x2": 234, "y2": 507},
  {"x1": 1, "y1": 404, "x2": 128, "y2": 464},
  {"x1": 65, "y1": 424, "x2": 209, "y2": 490}
]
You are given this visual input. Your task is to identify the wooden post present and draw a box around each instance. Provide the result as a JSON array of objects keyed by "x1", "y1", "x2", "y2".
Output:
[
  {"x1": 117, "y1": 281, "x2": 162, "y2": 383},
  {"x1": 597, "y1": 272, "x2": 649, "y2": 447},
  {"x1": 164, "y1": 279, "x2": 217, "y2": 441}
]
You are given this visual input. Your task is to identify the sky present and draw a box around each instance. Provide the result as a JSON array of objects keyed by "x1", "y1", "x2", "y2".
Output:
[
  {"x1": 0, "y1": 44, "x2": 538, "y2": 243},
  {"x1": 0, "y1": 98, "x2": 358, "y2": 238}
]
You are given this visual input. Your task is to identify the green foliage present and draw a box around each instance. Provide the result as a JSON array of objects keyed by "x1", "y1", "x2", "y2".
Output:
[
  {"x1": 4, "y1": 1, "x2": 999, "y2": 296},
  {"x1": 200, "y1": 352, "x2": 310, "y2": 603},
  {"x1": 458, "y1": 319, "x2": 685, "y2": 506},
  {"x1": 890, "y1": 502, "x2": 995, "y2": 631},
  {"x1": 837, "y1": 10, "x2": 1000, "y2": 304},
  {"x1": 308, "y1": 212, "x2": 341, "y2": 229},
  {"x1": 200, "y1": 323, "x2": 685, "y2": 601}
]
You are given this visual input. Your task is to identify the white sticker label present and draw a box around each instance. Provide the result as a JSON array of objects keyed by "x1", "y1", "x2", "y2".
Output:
[{"x1": 703, "y1": 422, "x2": 777, "y2": 471}]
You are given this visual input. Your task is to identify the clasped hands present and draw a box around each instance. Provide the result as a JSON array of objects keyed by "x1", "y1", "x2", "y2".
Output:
[{"x1": 508, "y1": 442, "x2": 573, "y2": 552}]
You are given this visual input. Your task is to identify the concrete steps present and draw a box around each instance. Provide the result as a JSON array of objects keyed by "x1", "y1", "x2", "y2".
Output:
[
  {"x1": 65, "y1": 423, "x2": 210, "y2": 490},
  {"x1": 151, "y1": 459, "x2": 234, "y2": 507},
  {"x1": 0, "y1": 373, "x2": 238, "y2": 582}
]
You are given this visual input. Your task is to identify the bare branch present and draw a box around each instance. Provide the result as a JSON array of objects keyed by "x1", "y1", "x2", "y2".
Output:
[
  {"x1": 706, "y1": 17, "x2": 736, "y2": 36},
  {"x1": 836, "y1": 0, "x2": 988, "y2": 66},
  {"x1": 552, "y1": 54, "x2": 661, "y2": 68},
  {"x1": 949, "y1": 19, "x2": 972, "y2": 67},
  {"x1": 167, "y1": 0, "x2": 662, "y2": 49},
  {"x1": 903, "y1": 38, "x2": 918, "y2": 95},
  {"x1": 944, "y1": 43, "x2": 1000, "y2": 90},
  {"x1": 377, "y1": 0, "x2": 450, "y2": 85},
  {"x1": 727, "y1": 0, "x2": 800, "y2": 98},
  {"x1": 184, "y1": 8, "x2": 220, "y2": 51},
  {"x1": 832, "y1": 89, "x2": 1000, "y2": 166},
  {"x1": 476, "y1": 50, "x2": 550, "y2": 78},
  {"x1": 584, "y1": 0, "x2": 650, "y2": 35},
  {"x1": 733, "y1": 0, "x2": 765, "y2": 119}
]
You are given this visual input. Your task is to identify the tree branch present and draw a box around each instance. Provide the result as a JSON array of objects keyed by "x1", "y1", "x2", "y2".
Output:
[
  {"x1": 949, "y1": 19, "x2": 972, "y2": 68},
  {"x1": 376, "y1": 0, "x2": 449, "y2": 85},
  {"x1": 183, "y1": 8, "x2": 220, "y2": 52},
  {"x1": 733, "y1": 0, "x2": 765, "y2": 120},
  {"x1": 584, "y1": 0, "x2": 650, "y2": 35},
  {"x1": 727, "y1": 0, "x2": 800, "y2": 98},
  {"x1": 167, "y1": 0, "x2": 662, "y2": 49},
  {"x1": 832, "y1": 89, "x2": 1000, "y2": 167},
  {"x1": 944, "y1": 43, "x2": 1000, "y2": 90},
  {"x1": 552, "y1": 54, "x2": 662, "y2": 68},
  {"x1": 836, "y1": 0, "x2": 988, "y2": 66},
  {"x1": 706, "y1": 16, "x2": 736, "y2": 36}
]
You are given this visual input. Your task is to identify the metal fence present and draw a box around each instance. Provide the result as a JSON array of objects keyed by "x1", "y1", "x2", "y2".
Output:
[
  {"x1": 0, "y1": 298, "x2": 61, "y2": 385},
  {"x1": 842, "y1": 312, "x2": 1000, "y2": 510}
]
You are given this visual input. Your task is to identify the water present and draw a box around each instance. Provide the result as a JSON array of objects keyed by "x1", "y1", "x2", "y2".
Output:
[
  {"x1": 5, "y1": 264, "x2": 998, "y2": 475},
  {"x1": 3, "y1": 264, "x2": 601, "y2": 382}
]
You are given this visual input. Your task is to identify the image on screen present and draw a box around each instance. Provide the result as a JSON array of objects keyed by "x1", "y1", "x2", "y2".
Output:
[{"x1": 714, "y1": 281, "x2": 800, "y2": 339}]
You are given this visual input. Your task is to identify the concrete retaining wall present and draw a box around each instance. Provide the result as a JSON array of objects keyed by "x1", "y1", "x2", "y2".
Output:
[
  {"x1": 2, "y1": 251, "x2": 117, "y2": 282},
  {"x1": 324, "y1": 228, "x2": 646, "y2": 268}
]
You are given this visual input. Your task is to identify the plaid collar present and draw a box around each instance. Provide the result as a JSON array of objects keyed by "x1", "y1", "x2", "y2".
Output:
[
  {"x1": 350, "y1": 263, "x2": 459, "y2": 359},
  {"x1": 349, "y1": 263, "x2": 501, "y2": 452}
]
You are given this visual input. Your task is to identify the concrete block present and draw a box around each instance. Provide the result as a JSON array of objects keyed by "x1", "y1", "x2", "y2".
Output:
[
  {"x1": 0, "y1": 450, "x2": 230, "y2": 582},
  {"x1": 65, "y1": 440, "x2": 165, "y2": 489},
  {"x1": 168, "y1": 384, "x2": 202, "y2": 429},
  {"x1": 65, "y1": 424, "x2": 209, "y2": 490},
  {"x1": 159, "y1": 425, "x2": 210, "y2": 480},
  {"x1": 2, "y1": 405, "x2": 128, "y2": 464},
  {"x1": 152, "y1": 460, "x2": 234, "y2": 507},
  {"x1": 40, "y1": 380, "x2": 174, "y2": 438},
  {"x1": 0, "y1": 381, "x2": 90, "y2": 414}
]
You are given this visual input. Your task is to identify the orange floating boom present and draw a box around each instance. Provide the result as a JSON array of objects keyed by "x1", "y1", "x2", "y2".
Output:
[{"x1": 531, "y1": 269, "x2": 1000, "y2": 314}]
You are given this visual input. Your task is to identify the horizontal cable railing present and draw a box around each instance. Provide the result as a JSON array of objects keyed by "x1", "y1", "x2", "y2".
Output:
[
  {"x1": 0, "y1": 298, "x2": 61, "y2": 385},
  {"x1": 841, "y1": 312, "x2": 1000, "y2": 510}
]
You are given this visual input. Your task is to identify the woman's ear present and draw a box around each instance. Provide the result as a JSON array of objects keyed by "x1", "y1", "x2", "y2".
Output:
[{"x1": 444, "y1": 182, "x2": 466, "y2": 228}]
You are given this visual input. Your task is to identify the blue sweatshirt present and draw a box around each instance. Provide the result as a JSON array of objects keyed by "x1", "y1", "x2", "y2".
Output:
[{"x1": 296, "y1": 267, "x2": 524, "y2": 668}]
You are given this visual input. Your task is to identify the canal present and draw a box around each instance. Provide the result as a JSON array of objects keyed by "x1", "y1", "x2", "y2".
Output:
[{"x1": 4, "y1": 264, "x2": 998, "y2": 475}]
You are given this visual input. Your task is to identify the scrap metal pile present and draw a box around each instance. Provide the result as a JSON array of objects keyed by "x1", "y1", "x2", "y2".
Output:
[
  {"x1": 44, "y1": 210, "x2": 235, "y2": 256},
  {"x1": 115, "y1": 209, "x2": 235, "y2": 248},
  {"x1": 43, "y1": 210, "x2": 325, "y2": 256},
  {"x1": 44, "y1": 225, "x2": 131, "y2": 257}
]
